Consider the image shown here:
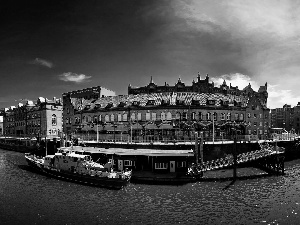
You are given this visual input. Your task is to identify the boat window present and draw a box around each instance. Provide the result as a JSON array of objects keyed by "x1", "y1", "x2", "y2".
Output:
[{"x1": 124, "y1": 160, "x2": 132, "y2": 166}]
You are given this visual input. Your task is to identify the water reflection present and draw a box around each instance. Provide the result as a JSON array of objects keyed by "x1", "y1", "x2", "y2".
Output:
[{"x1": 1, "y1": 149, "x2": 300, "y2": 224}]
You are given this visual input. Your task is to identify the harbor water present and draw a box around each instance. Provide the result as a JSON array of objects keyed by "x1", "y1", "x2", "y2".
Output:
[{"x1": 1, "y1": 148, "x2": 300, "y2": 225}]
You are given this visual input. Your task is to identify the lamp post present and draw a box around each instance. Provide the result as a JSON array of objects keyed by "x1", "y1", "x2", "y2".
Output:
[{"x1": 212, "y1": 113, "x2": 215, "y2": 144}]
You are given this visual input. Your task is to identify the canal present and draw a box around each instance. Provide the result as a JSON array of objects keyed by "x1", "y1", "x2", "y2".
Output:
[{"x1": 1, "y1": 148, "x2": 300, "y2": 224}]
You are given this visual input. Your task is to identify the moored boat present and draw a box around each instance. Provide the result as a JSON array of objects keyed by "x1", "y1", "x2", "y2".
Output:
[{"x1": 25, "y1": 152, "x2": 132, "y2": 189}]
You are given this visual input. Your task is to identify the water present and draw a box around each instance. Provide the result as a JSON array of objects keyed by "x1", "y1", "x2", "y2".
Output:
[{"x1": 1, "y1": 149, "x2": 300, "y2": 225}]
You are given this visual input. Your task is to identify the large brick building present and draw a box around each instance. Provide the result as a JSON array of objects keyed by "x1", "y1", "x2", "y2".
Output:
[
  {"x1": 2, "y1": 97, "x2": 62, "y2": 139},
  {"x1": 63, "y1": 74, "x2": 270, "y2": 141},
  {"x1": 271, "y1": 103, "x2": 300, "y2": 133}
]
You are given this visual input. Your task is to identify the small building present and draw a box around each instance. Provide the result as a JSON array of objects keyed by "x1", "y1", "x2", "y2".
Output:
[{"x1": 59, "y1": 146, "x2": 195, "y2": 174}]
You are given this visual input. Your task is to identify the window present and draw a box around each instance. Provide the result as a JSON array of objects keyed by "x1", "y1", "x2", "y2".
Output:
[
  {"x1": 124, "y1": 160, "x2": 132, "y2": 166},
  {"x1": 254, "y1": 122, "x2": 257, "y2": 126},
  {"x1": 198, "y1": 112, "x2": 203, "y2": 120},
  {"x1": 221, "y1": 113, "x2": 225, "y2": 120},
  {"x1": 52, "y1": 114, "x2": 57, "y2": 125},
  {"x1": 93, "y1": 116, "x2": 98, "y2": 123},
  {"x1": 226, "y1": 113, "x2": 231, "y2": 121},
  {"x1": 108, "y1": 159, "x2": 115, "y2": 165},
  {"x1": 131, "y1": 113, "x2": 136, "y2": 121},
  {"x1": 213, "y1": 112, "x2": 217, "y2": 121},
  {"x1": 259, "y1": 114, "x2": 262, "y2": 119},
  {"x1": 166, "y1": 112, "x2": 172, "y2": 120},
  {"x1": 191, "y1": 112, "x2": 196, "y2": 120},
  {"x1": 182, "y1": 112, "x2": 188, "y2": 120},
  {"x1": 177, "y1": 161, "x2": 186, "y2": 168},
  {"x1": 118, "y1": 114, "x2": 122, "y2": 122},
  {"x1": 137, "y1": 113, "x2": 142, "y2": 121},
  {"x1": 123, "y1": 113, "x2": 127, "y2": 121},
  {"x1": 176, "y1": 112, "x2": 181, "y2": 120},
  {"x1": 155, "y1": 162, "x2": 168, "y2": 169},
  {"x1": 248, "y1": 130, "x2": 251, "y2": 135},
  {"x1": 67, "y1": 108, "x2": 70, "y2": 114},
  {"x1": 239, "y1": 113, "x2": 244, "y2": 121},
  {"x1": 161, "y1": 112, "x2": 166, "y2": 121},
  {"x1": 110, "y1": 114, "x2": 115, "y2": 122},
  {"x1": 234, "y1": 113, "x2": 239, "y2": 121},
  {"x1": 206, "y1": 112, "x2": 210, "y2": 121},
  {"x1": 146, "y1": 112, "x2": 151, "y2": 121},
  {"x1": 105, "y1": 115, "x2": 109, "y2": 122},
  {"x1": 253, "y1": 114, "x2": 257, "y2": 118},
  {"x1": 151, "y1": 113, "x2": 157, "y2": 121}
]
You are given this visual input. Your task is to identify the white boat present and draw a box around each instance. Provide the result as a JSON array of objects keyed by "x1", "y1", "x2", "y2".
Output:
[{"x1": 25, "y1": 152, "x2": 132, "y2": 189}]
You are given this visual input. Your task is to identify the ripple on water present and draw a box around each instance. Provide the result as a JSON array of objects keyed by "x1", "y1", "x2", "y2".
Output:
[{"x1": 2, "y1": 149, "x2": 300, "y2": 224}]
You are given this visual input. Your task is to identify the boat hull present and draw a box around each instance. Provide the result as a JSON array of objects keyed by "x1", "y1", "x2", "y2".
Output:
[{"x1": 25, "y1": 156, "x2": 130, "y2": 189}]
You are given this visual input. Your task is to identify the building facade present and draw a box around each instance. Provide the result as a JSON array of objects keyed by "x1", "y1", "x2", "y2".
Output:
[
  {"x1": 63, "y1": 75, "x2": 270, "y2": 141},
  {"x1": 271, "y1": 103, "x2": 300, "y2": 133},
  {"x1": 2, "y1": 97, "x2": 63, "y2": 139},
  {"x1": 62, "y1": 86, "x2": 116, "y2": 135}
]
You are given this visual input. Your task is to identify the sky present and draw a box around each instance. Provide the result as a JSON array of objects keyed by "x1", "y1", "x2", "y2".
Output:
[{"x1": 1, "y1": 0, "x2": 300, "y2": 109}]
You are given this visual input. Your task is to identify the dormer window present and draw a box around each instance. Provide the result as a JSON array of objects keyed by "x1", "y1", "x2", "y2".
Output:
[
  {"x1": 161, "y1": 100, "x2": 170, "y2": 106},
  {"x1": 207, "y1": 99, "x2": 215, "y2": 105},
  {"x1": 84, "y1": 105, "x2": 91, "y2": 110},
  {"x1": 132, "y1": 101, "x2": 140, "y2": 106},
  {"x1": 94, "y1": 103, "x2": 101, "y2": 109},
  {"x1": 234, "y1": 101, "x2": 242, "y2": 107},
  {"x1": 221, "y1": 100, "x2": 229, "y2": 106},
  {"x1": 176, "y1": 100, "x2": 185, "y2": 105},
  {"x1": 191, "y1": 99, "x2": 200, "y2": 106},
  {"x1": 105, "y1": 103, "x2": 113, "y2": 109},
  {"x1": 118, "y1": 102, "x2": 126, "y2": 107},
  {"x1": 146, "y1": 100, "x2": 155, "y2": 105}
]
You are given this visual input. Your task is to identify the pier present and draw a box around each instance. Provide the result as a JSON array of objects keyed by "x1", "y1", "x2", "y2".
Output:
[{"x1": 189, "y1": 135, "x2": 286, "y2": 179}]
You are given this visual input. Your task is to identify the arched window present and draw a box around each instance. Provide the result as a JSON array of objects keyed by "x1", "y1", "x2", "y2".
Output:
[
  {"x1": 175, "y1": 112, "x2": 181, "y2": 120},
  {"x1": 52, "y1": 114, "x2": 57, "y2": 125},
  {"x1": 105, "y1": 114, "x2": 109, "y2": 122},
  {"x1": 166, "y1": 112, "x2": 172, "y2": 120},
  {"x1": 239, "y1": 113, "x2": 244, "y2": 121},
  {"x1": 161, "y1": 112, "x2": 166, "y2": 121},
  {"x1": 131, "y1": 113, "x2": 136, "y2": 121}
]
